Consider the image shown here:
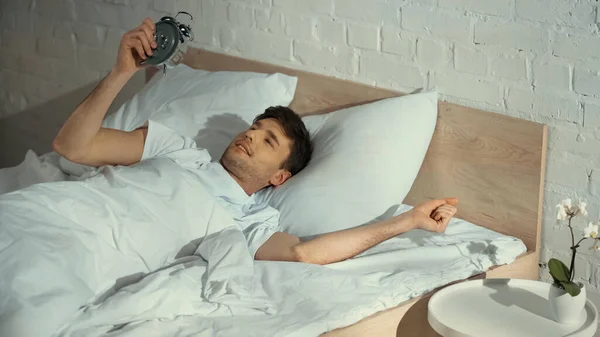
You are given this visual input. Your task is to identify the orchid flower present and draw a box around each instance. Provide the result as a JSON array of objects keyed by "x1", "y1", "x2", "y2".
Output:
[
  {"x1": 556, "y1": 198, "x2": 588, "y2": 220},
  {"x1": 579, "y1": 201, "x2": 588, "y2": 217},
  {"x1": 557, "y1": 199, "x2": 569, "y2": 220},
  {"x1": 584, "y1": 222, "x2": 599, "y2": 239}
]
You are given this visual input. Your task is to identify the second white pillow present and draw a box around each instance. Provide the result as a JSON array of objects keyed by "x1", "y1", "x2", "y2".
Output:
[{"x1": 256, "y1": 92, "x2": 438, "y2": 237}]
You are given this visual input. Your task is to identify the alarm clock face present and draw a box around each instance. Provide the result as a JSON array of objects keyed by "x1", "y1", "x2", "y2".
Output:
[{"x1": 142, "y1": 20, "x2": 180, "y2": 66}]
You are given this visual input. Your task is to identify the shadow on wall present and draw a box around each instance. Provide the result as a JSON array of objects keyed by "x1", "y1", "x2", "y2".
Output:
[{"x1": 0, "y1": 72, "x2": 145, "y2": 168}]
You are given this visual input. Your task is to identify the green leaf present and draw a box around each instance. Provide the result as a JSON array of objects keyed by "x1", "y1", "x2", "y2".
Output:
[
  {"x1": 548, "y1": 258, "x2": 570, "y2": 283},
  {"x1": 552, "y1": 280, "x2": 564, "y2": 289},
  {"x1": 550, "y1": 272, "x2": 561, "y2": 285},
  {"x1": 559, "y1": 281, "x2": 581, "y2": 297}
]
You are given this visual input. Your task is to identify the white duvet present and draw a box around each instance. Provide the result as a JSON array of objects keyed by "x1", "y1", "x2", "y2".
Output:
[{"x1": 0, "y1": 152, "x2": 526, "y2": 337}]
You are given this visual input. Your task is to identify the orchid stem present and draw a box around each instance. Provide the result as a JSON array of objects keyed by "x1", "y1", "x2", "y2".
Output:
[{"x1": 568, "y1": 216, "x2": 577, "y2": 282}]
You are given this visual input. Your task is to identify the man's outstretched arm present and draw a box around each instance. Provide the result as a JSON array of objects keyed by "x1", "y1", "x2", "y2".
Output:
[
  {"x1": 53, "y1": 71, "x2": 146, "y2": 167},
  {"x1": 255, "y1": 198, "x2": 459, "y2": 265},
  {"x1": 53, "y1": 18, "x2": 156, "y2": 167}
]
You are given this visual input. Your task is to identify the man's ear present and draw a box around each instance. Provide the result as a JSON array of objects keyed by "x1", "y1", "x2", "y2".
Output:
[{"x1": 270, "y1": 170, "x2": 292, "y2": 187}]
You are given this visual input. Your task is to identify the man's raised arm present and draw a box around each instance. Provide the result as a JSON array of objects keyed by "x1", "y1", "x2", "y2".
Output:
[
  {"x1": 255, "y1": 198, "x2": 459, "y2": 265},
  {"x1": 53, "y1": 18, "x2": 157, "y2": 167}
]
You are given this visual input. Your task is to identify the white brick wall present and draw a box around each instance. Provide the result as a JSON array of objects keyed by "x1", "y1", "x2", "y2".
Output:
[
  {"x1": 347, "y1": 23, "x2": 379, "y2": 50},
  {"x1": 228, "y1": 3, "x2": 254, "y2": 28},
  {"x1": 475, "y1": 20, "x2": 546, "y2": 51},
  {"x1": 416, "y1": 38, "x2": 452, "y2": 70},
  {"x1": 532, "y1": 60, "x2": 570, "y2": 91},
  {"x1": 574, "y1": 67, "x2": 600, "y2": 98},
  {"x1": 490, "y1": 55, "x2": 527, "y2": 81},
  {"x1": 360, "y1": 51, "x2": 423, "y2": 88},
  {"x1": 439, "y1": 0, "x2": 512, "y2": 17},
  {"x1": 586, "y1": 104, "x2": 600, "y2": 129},
  {"x1": 381, "y1": 25, "x2": 414, "y2": 57},
  {"x1": 515, "y1": 0, "x2": 596, "y2": 29},
  {"x1": 273, "y1": 0, "x2": 331, "y2": 15},
  {"x1": 2, "y1": 0, "x2": 600, "y2": 309},
  {"x1": 402, "y1": 6, "x2": 471, "y2": 42},
  {"x1": 454, "y1": 45, "x2": 487, "y2": 76},
  {"x1": 294, "y1": 41, "x2": 355, "y2": 75},
  {"x1": 316, "y1": 18, "x2": 345, "y2": 45},
  {"x1": 284, "y1": 13, "x2": 316, "y2": 41},
  {"x1": 334, "y1": 0, "x2": 398, "y2": 25},
  {"x1": 553, "y1": 34, "x2": 600, "y2": 60},
  {"x1": 431, "y1": 71, "x2": 501, "y2": 104},
  {"x1": 506, "y1": 87, "x2": 581, "y2": 123}
]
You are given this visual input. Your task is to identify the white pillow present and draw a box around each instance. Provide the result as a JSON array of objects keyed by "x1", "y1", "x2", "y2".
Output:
[
  {"x1": 255, "y1": 92, "x2": 438, "y2": 238},
  {"x1": 59, "y1": 65, "x2": 298, "y2": 175}
]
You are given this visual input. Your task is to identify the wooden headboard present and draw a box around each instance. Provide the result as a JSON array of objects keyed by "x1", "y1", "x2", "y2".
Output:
[{"x1": 146, "y1": 48, "x2": 548, "y2": 254}]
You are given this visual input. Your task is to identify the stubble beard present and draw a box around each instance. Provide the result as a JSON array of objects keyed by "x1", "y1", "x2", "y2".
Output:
[{"x1": 221, "y1": 148, "x2": 264, "y2": 186}]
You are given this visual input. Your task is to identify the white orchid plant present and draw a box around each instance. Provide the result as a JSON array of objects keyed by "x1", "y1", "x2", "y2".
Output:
[{"x1": 549, "y1": 198, "x2": 599, "y2": 296}]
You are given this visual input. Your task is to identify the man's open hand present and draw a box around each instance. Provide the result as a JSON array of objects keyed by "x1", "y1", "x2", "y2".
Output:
[
  {"x1": 114, "y1": 18, "x2": 157, "y2": 76},
  {"x1": 409, "y1": 198, "x2": 459, "y2": 233}
]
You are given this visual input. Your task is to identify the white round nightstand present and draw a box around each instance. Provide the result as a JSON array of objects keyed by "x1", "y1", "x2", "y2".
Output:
[{"x1": 428, "y1": 278, "x2": 598, "y2": 337}]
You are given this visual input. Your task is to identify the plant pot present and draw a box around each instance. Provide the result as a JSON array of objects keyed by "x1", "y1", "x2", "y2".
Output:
[{"x1": 548, "y1": 282, "x2": 586, "y2": 324}]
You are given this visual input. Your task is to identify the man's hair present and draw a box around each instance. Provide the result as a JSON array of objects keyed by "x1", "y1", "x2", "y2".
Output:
[{"x1": 254, "y1": 106, "x2": 313, "y2": 176}]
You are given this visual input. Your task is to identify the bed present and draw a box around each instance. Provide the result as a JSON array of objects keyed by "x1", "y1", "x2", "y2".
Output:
[
  {"x1": 152, "y1": 48, "x2": 548, "y2": 337},
  {"x1": 0, "y1": 47, "x2": 546, "y2": 337}
]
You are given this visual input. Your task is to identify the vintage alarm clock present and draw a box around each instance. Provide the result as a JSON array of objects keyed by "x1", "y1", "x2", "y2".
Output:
[{"x1": 141, "y1": 11, "x2": 194, "y2": 72}]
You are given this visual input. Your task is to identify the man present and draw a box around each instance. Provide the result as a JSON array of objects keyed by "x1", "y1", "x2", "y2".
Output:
[{"x1": 53, "y1": 18, "x2": 459, "y2": 266}]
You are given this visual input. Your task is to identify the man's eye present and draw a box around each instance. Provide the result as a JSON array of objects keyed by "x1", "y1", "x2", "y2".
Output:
[{"x1": 265, "y1": 139, "x2": 271, "y2": 145}]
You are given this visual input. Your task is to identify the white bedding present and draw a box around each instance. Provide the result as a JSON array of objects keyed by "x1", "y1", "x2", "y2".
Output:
[
  {"x1": 0, "y1": 150, "x2": 67, "y2": 195},
  {"x1": 0, "y1": 151, "x2": 527, "y2": 337}
]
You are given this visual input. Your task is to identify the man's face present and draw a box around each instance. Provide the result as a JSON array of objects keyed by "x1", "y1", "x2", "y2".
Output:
[{"x1": 221, "y1": 118, "x2": 293, "y2": 189}]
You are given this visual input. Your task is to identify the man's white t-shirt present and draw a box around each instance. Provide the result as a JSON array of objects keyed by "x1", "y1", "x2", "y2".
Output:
[
  {"x1": 140, "y1": 120, "x2": 280, "y2": 257},
  {"x1": 0, "y1": 120, "x2": 281, "y2": 337}
]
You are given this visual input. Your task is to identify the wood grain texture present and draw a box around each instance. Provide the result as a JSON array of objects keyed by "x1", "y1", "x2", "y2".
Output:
[
  {"x1": 404, "y1": 103, "x2": 548, "y2": 253},
  {"x1": 146, "y1": 48, "x2": 547, "y2": 337}
]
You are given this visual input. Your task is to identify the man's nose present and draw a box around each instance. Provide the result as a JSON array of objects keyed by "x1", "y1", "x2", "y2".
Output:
[{"x1": 245, "y1": 130, "x2": 254, "y2": 142}]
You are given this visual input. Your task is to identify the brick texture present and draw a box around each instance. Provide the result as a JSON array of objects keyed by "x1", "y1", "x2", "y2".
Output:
[{"x1": 2, "y1": 0, "x2": 600, "y2": 305}]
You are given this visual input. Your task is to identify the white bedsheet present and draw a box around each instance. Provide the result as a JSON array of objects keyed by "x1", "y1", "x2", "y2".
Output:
[
  {"x1": 0, "y1": 151, "x2": 67, "y2": 195},
  {"x1": 0, "y1": 151, "x2": 527, "y2": 337},
  {"x1": 0, "y1": 151, "x2": 238, "y2": 337}
]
